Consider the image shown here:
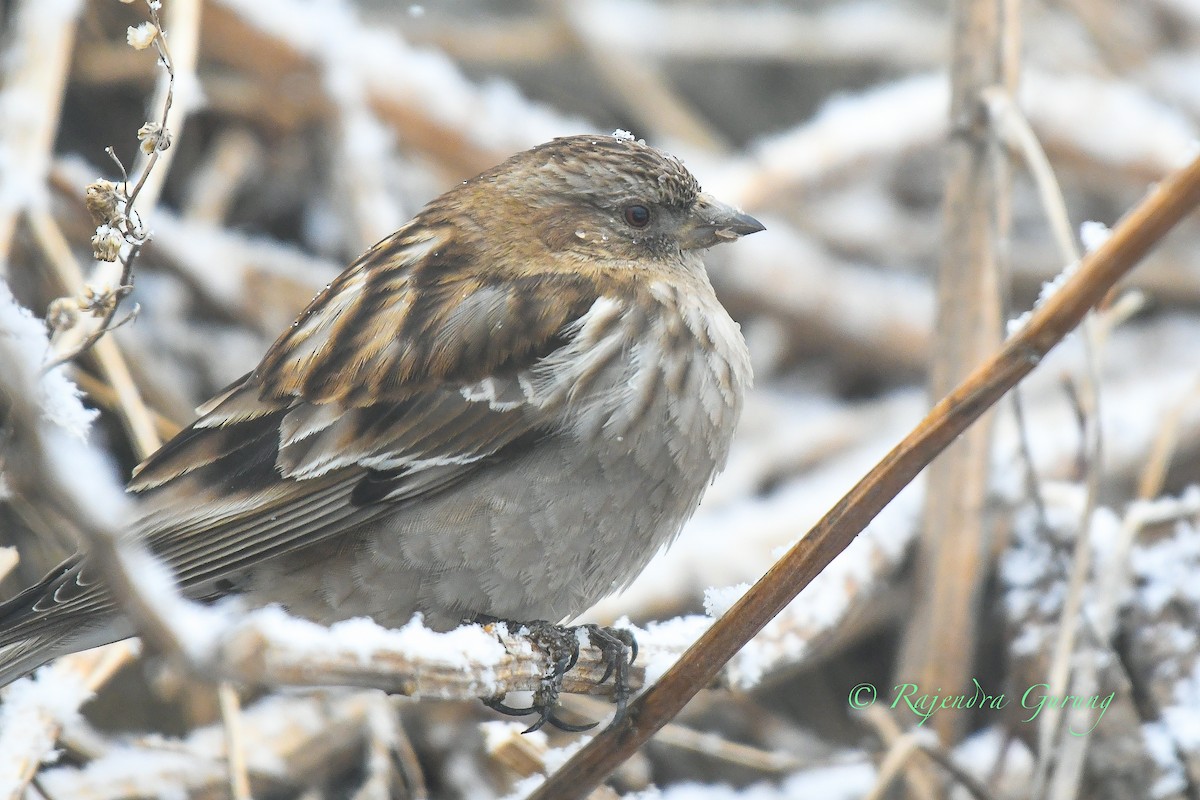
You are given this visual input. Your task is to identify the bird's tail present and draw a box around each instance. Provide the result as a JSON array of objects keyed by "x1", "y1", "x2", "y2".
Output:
[
  {"x1": 0, "y1": 636, "x2": 77, "y2": 688},
  {"x1": 0, "y1": 556, "x2": 126, "y2": 688}
]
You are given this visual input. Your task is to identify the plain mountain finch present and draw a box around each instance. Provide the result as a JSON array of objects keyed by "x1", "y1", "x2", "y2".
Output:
[{"x1": 0, "y1": 134, "x2": 764, "y2": 709}]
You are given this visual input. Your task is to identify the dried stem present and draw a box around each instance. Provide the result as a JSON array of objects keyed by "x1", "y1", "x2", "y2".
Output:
[
  {"x1": 896, "y1": 0, "x2": 1012, "y2": 747},
  {"x1": 0, "y1": 0, "x2": 81, "y2": 272},
  {"x1": 984, "y1": 86, "x2": 1115, "y2": 800},
  {"x1": 46, "y1": 0, "x2": 177, "y2": 371},
  {"x1": 218, "y1": 683, "x2": 252, "y2": 800}
]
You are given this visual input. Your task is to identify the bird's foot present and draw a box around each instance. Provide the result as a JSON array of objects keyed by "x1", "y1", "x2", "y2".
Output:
[
  {"x1": 483, "y1": 620, "x2": 637, "y2": 734},
  {"x1": 576, "y1": 623, "x2": 637, "y2": 720}
]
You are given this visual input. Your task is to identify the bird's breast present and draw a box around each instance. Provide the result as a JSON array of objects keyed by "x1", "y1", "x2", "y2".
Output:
[{"x1": 552, "y1": 283, "x2": 751, "y2": 496}]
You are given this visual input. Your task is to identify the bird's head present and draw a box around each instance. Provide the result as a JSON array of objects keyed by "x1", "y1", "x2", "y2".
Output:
[{"x1": 450, "y1": 134, "x2": 764, "y2": 267}]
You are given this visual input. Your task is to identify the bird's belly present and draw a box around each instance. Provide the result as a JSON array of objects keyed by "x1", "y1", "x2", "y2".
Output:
[
  {"x1": 361, "y1": 403, "x2": 720, "y2": 628},
  {"x1": 252, "y1": 351, "x2": 739, "y2": 630}
]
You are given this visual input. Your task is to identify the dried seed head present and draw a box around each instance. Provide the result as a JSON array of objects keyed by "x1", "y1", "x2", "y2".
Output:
[
  {"x1": 81, "y1": 285, "x2": 118, "y2": 316},
  {"x1": 85, "y1": 179, "x2": 123, "y2": 226},
  {"x1": 127, "y1": 22, "x2": 158, "y2": 50},
  {"x1": 91, "y1": 225, "x2": 124, "y2": 262},
  {"x1": 45, "y1": 297, "x2": 80, "y2": 333},
  {"x1": 137, "y1": 121, "x2": 172, "y2": 155}
]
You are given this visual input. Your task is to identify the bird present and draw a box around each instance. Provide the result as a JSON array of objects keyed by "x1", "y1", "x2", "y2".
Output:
[{"x1": 0, "y1": 134, "x2": 763, "y2": 720}]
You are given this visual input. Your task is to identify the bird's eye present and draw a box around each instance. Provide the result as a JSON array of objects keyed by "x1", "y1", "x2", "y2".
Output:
[{"x1": 623, "y1": 204, "x2": 651, "y2": 228}]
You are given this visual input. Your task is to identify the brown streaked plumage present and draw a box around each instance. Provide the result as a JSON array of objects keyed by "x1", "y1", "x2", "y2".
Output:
[{"x1": 0, "y1": 134, "x2": 764, "y2": 687}]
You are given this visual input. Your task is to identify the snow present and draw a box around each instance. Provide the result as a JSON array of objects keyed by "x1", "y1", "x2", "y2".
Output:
[
  {"x1": 502, "y1": 774, "x2": 546, "y2": 800},
  {"x1": 747, "y1": 73, "x2": 948, "y2": 189},
  {"x1": 1141, "y1": 720, "x2": 1188, "y2": 797},
  {"x1": 44, "y1": 747, "x2": 199, "y2": 800},
  {"x1": 647, "y1": 760, "x2": 875, "y2": 800},
  {"x1": 630, "y1": 615, "x2": 713, "y2": 686},
  {"x1": 1130, "y1": 518, "x2": 1200, "y2": 615},
  {"x1": 481, "y1": 720, "x2": 542, "y2": 753},
  {"x1": 0, "y1": 667, "x2": 90, "y2": 737},
  {"x1": 117, "y1": 547, "x2": 231, "y2": 661},
  {"x1": 1021, "y1": 71, "x2": 1197, "y2": 171},
  {"x1": 42, "y1": 429, "x2": 130, "y2": 529},
  {"x1": 575, "y1": 0, "x2": 943, "y2": 67},
  {"x1": 0, "y1": 281, "x2": 98, "y2": 439},
  {"x1": 542, "y1": 734, "x2": 593, "y2": 772},
  {"x1": 1080, "y1": 220, "x2": 1113, "y2": 253},
  {"x1": 38, "y1": 691, "x2": 373, "y2": 797},
  {"x1": 232, "y1": 605, "x2": 505, "y2": 674},
  {"x1": 954, "y1": 727, "x2": 1034, "y2": 777},
  {"x1": 1163, "y1": 660, "x2": 1200, "y2": 749},
  {"x1": 0, "y1": 282, "x2": 129, "y2": 528},
  {"x1": 215, "y1": 0, "x2": 587, "y2": 154},
  {"x1": 0, "y1": 667, "x2": 92, "y2": 790},
  {"x1": 703, "y1": 583, "x2": 750, "y2": 618},
  {"x1": 1006, "y1": 259, "x2": 1080, "y2": 336}
]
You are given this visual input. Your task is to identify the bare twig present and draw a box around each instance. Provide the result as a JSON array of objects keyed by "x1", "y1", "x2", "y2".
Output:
[
  {"x1": 858, "y1": 705, "x2": 938, "y2": 800},
  {"x1": 128, "y1": 0, "x2": 202, "y2": 217},
  {"x1": 45, "y1": 0, "x2": 180, "y2": 372},
  {"x1": 386, "y1": 697, "x2": 429, "y2": 800},
  {"x1": 986, "y1": 87, "x2": 1111, "y2": 800},
  {"x1": 897, "y1": 0, "x2": 1013, "y2": 745},
  {"x1": 68, "y1": 369, "x2": 182, "y2": 442},
  {"x1": 218, "y1": 683, "x2": 252, "y2": 800},
  {"x1": 0, "y1": 0, "x2": 81, "y2": 271},
  {"x1": 26, "y1": 210, "x2": 161, "y2": 458},
  {"x1": 552, "y1": 0, "x2": 727, "y2": 152},
  {"x1": 915, "y1": 742, "x2": 1000, "y2": 800},
  {"x1": 1136, "y1": 379, "x2": 1200, "y2": 500}
]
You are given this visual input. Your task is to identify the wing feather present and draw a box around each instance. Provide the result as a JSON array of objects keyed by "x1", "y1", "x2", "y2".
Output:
[
  {"x1": 2, "y1": 221, "x2": 625, "y2": 648},
  {"x1": 122, "y1": 228, "x2": 610, "y2": 593}
]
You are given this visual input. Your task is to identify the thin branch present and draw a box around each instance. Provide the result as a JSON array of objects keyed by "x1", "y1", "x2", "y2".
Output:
[
  {"x1": 567, "y1": 694, "x2": 804, "y2": 774},
  {"x1": 0, "y1": 0, "x2": 81, "y2": 271},
  {"x1": 858, "y1": 706, "x2": 938, "y2": 800},
  {"x1": 385, "y1": 697, "x2": 429, "y2": 800},
  {"x1": 45, "y1": 0, "x2": 182, "y2": 374},
  {"x1": 217, "y1": 683, "x2": 252, "y2": 800},
  {"x1": 124, "y1": 0, "x2": 203, "y2": 216},
  {"x1": 1136, "y1": 379, "x2": 1200, "y2": 500},
  {"x1": 25, "y1": 210, "x2": 161, "y2": 459},
  {"x1": 899, "y1": 0, "x2": 1016, "y2": 746},
  {"x1": 915, "y1": 742, "x2": 1001, "y2": 800},
  {"x1": 985, "y1": 87, "x2": 1108, "y2": 800}
]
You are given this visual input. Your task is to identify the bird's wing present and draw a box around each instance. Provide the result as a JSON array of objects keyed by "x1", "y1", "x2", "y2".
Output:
[
  {"x1": 133, "y1": 225, "x2": 627, "y2": 583},
  {"x1": 0, "y1": 227, "x2": 631, "y2": 645}
]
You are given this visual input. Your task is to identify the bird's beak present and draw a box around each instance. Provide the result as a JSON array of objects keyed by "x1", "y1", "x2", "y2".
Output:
[{"x1": 679, "y1": 192, "x2": 766, "y2": 250}]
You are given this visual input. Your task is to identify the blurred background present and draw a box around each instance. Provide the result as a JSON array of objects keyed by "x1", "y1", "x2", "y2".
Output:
[{"x1": 2, "y1": 0, "x2": 1200, "y2": 797}]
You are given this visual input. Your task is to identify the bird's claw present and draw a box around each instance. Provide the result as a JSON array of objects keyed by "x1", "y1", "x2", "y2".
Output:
[
  {"x1": 576, "y1": 623, "x2": 636, "y2": 719},
  {"x1": 482, "y1": 697, "x2": 597, "y2": 733},
  {"x1": 483, "y1": 620, "x2": 637, "y2": 733}
]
